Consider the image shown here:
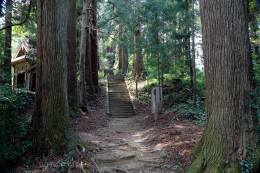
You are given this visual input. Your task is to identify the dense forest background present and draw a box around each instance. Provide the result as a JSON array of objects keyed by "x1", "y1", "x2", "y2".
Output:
[{"x1": 0, "y1": 0, "x2": 259, "y2": 172}]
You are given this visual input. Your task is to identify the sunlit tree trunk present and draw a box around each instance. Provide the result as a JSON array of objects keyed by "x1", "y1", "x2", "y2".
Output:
[
  {"x1": 133, "y1": 0, "x2": 142, "y2": 80},
  {"x1": 118, "y1": 24, "x2": 123, "y2": 71},
  {"x1": 31, "y1": 0, "x2": 71, "y2": 154},
  {"x1": 67, "y1": 0, "x2": 79, "y2": 116},
  {"x1": 186, "y1": 1, "x2": 260, "y2": 172},
  {"x1": 79, "y1": 0, "x2": 89, "y2": 111},
  {"x1": 2, "y1": 0, "x2": 12, "y2": 85}
]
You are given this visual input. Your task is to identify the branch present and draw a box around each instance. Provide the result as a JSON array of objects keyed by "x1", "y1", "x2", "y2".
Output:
[
  {"x1": 86, "y1": 7, "x2": 96, "y2": 13},
  {"x1": 97, "y1": 14, "x2": 119, "y2": 28},
  {"x1": 0, "y1": 0, "x2": 32, "y2": 31},
  {"x1": 86, "y1": 25, "x2": 108, "y2": 34}
]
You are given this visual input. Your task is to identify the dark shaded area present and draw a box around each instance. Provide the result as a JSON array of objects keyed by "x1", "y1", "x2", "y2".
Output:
[
  {"x1": 0, "y1": 0, "x2": 4, "y2": 16},
  {"x1": 0, "y1": 155, "x2": 7, "y2": 173}
]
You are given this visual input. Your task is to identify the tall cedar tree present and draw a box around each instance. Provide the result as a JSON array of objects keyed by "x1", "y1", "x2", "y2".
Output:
[
  {"x1": 133, "y1": 0, "x2": 142, "y2": 80},
  {"x1": 90, "y1": 0, "x2": 99, "y2": 93},
  {"x1": 85, "y1": 0, "x2": 94, "y2": 94},
  {"x1": 67, "y1": 0, "x2": 79, "y2": 115},
  {"x1": 79, "y1": 0, "x2": 88, "y2": 111},
  {"x1": 118, "y1": 24, "x2": 123, "y2": 71},
  {"x1": 2, "y1": 0, "x2": 12, "y2": 85},
  {"x1": 31, "y1": 0, "x2": 71, "y2": 154},
  {"x1": 191, "y1": 0, "x2": 197, "y2": 101},
  {"x1": 122, "y1": 42, "x2": 128, "y2": 74},
  {"x1": 186, "y1": 0, "x2": 260, "y2": 172}
]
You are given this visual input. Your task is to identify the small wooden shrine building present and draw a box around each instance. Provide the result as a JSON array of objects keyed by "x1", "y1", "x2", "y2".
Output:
[{"x1": 11, "y1": 38, "x2": 36, "y2": 91}]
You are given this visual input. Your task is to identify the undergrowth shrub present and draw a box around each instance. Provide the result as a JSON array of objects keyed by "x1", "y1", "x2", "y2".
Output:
[
  {"x1": 0, "y1": 85, "x2": 33, "y2": 162},
  {"x1": 250, "y1": 86, "x2": 260, "y2": 143},
  {"x1": 168, "y1": 98, "x2": 205, "y2": 125},
  {"x1": 140, "y1": 71, "x2": 207, "y2": 125}
]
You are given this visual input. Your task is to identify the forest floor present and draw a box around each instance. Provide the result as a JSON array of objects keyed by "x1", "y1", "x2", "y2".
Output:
[
  {"x1": 18, "y1": 79, "x2": 203, "y2": 173},
  {"x1": 73, "y1": 80, "x2": 203, "y2": 173}
]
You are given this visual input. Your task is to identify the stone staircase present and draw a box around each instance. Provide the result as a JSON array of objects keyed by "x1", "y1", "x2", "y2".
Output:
[{"x1": 106, "y1": 75, "x2": 135, "y2": 118}]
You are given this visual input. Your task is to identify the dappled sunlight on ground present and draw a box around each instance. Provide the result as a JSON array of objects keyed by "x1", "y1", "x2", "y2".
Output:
[{"x1": 133, "y1": 106, "x2": 203, "y2": 172}]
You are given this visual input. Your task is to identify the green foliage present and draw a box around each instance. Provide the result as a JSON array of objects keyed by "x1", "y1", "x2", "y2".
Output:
[
  {"x1": 172, "y1": 164, "x2": 180, "y2": 171},
  {"x1": 169, "y1": 99, "x2": 205, "y2": 125},
  {"x1": 159, "y1": 151, "x2": 167, "y2": 158},
  {"x1": 250, "y1": 88, "x2": 260, "y2": 143},
  {"x1": 98, "y1": 0, "x2": 201, "y2": 80},
  {"x1": 0, "y1": 31, "x2": 5, "y2": 80},
  {"x1": 239, "y1": 144, "x2": 260, "y2": 173},
  {"x1": 0, "y1": 85, "x2": 33, "y2": 161},
  {"x1": 240, "y1": 159, "x2": 253, "y2": 173},
  {"x1": 139, "y1": 71, "x2": 206, "y2": 125}
]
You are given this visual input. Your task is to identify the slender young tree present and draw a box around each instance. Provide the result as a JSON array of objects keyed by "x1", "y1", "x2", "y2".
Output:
[
  {"x1": 186, "y1": 0, "x2": 260, "y2": 172},
  {"x1": 31, "y1": 0, "x2": 71, "y2": 154},
  {"x1": 67, "y1": 0, "x2": 79, "y2": 115},
  {"x1": 191, "y1": 0, "x2": 196, "y2": 101},
  {"x1": 118, "y1": 24, "x2": 123, "y2": 71}
]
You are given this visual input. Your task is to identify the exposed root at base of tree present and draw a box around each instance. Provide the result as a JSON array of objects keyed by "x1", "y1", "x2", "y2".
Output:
[{"x1": 185, "y1": 144, "x2": 260, "y2": 173}]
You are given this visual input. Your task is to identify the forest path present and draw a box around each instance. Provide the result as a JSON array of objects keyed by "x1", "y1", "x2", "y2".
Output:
[{"x1": 79, "y1": 117, "x2": 165, "y2": 173}]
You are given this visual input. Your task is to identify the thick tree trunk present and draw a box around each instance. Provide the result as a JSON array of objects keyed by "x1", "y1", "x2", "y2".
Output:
[
  {"x1": 31, "y1": 0, "x2": 71, "y2": 154},
  {"x1": 186, "y1": 1, "x2": 260, "y2": 172},
  {"x1": 67, "y1": 0, "x2": 79, "y2": 115},
  {"x1": 85, "y1": 0, "x2": 94, "y2": 94},
  {"x1": 79, "y1": 0, "x2": 89, "y2": 111},
  {"x1": 90, "y1": 0, "x2": 99, "y2": 93},
  {"x1": 2, "y1": 0, "x2": 12, "y2": 85}
]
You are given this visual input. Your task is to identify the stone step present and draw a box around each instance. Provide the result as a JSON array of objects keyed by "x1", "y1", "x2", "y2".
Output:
[
  {"x1": 109, "y1": 104, "x2": 133, "y2": 107},
  {"x1": 109, "y1": 104, "x2": 133, "y2": 106},
  {"x1": 110, "y1": 111, "x2": 134, "y2": 114},
  {"x1": 109, "y1": 107, "x2": 133, "y2": 109},
  {"x1": 109, "y1": 98, "x2": 132, "y2": 100},
  {"x1": 107, "y1": 75, "x2": 135, "y2": 118},
  {"x1": 108, "y1": 93, "x2": 130, "y2": 95}
]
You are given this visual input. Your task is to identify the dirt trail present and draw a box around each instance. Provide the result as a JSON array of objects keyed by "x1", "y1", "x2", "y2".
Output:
[{"x1": 79, "y1": 117, "x2": 165, "y2": 173}]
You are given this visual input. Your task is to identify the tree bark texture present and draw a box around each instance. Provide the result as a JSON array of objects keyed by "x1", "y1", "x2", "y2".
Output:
[
  {"x1": 118, "y1": 24, "x2": 123, "y2": 71},
  {"x1": 133, "y1": 0, "x2": 142, "y2": 80},
  {"x1": 2, "y1": 0, "x2": 12, "y2": 85},
  {"x1": 186, "y1": 1, "x2": 260, "y2": 172},
  {"x1": 79, "y1": 0, "x2": 89, "y2": 111},
  {"x1": 84, "y1": 0, "x2": 94, "y2": 94},
  {"x1": 31, "y1": 0, "x2": 71, "y2": 154},
  {"x1": 90, "y1": 0, "x2": 99, "y2": 93},
  {"x1": 67, "y1": 0, "x2": 79, "y2": 115},
  {"x1": 191, "y1": 0, "x2": 197, "y2": 101},
  {"x1": 122, "y1": 46, "x2": 128, "y2": 74}
]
